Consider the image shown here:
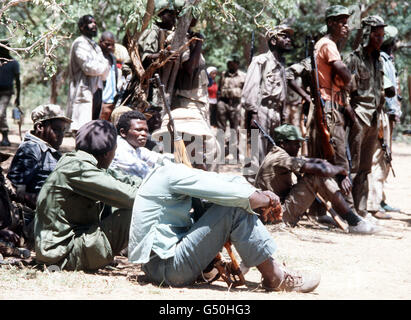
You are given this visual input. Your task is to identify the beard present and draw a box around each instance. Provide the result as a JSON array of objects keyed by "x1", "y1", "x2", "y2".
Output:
[{"x1": 82, "y1": 27, "x2": 97, "y2": 38}]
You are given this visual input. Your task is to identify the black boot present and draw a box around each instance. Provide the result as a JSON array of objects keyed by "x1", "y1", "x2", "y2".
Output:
[{"x1": 0, "y1": 131, "x2": 10, "y2": 147}]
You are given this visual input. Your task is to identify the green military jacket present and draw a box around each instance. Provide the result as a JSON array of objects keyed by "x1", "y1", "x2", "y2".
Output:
[
  {"x1": 344, "y1": 48, "x2": 385, "y2": 126},
  {"x1": 34, "y1": 150, "x2": 141, "y2": 264}
]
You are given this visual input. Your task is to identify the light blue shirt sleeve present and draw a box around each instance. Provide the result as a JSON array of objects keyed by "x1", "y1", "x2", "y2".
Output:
[
  {"x1": 128, "y1": 163, "x2": 257, "y2": 264},
  {"x1": 168, "y1": 164, "x2": 256, "y2": 214}
]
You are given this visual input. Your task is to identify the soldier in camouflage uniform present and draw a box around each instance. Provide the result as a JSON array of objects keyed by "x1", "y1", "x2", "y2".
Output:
[
  {"x1": 254, "y1": 124, "x2": 376, "y2": 234},
  {"x1": 242, "y1": 25, "x2": 294, "y2": 181},
  {"x1": 216, "y1": 54, "x2": 246, "y2": 155},
  {"x1": 344, "y1": 16, "x2": 394, "y2": 220},
  {"x1": 137, "y1": 0, "x2": 183, "y2": 132}
]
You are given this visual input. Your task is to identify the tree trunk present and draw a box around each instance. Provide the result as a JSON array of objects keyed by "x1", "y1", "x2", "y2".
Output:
[{"x1": 50, "y1": 73, "x2": 58, "y2": 104}]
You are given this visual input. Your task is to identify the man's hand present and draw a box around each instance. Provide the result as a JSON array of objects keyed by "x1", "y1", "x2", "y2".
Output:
[
  {"x1": 249, "y1": 190, "x2": 282, "y2": 223},
  {"x1": 164, "y1": 48, "x2": 180, "y2": 62},
  {"x1": 344, "y1": 104, "x2": 357, "y2": 127},
  {"x1": 303, "y1": 160, "x2": 347, "y2": 177},
  {"x1": 249, "y1": 113, "x2": 259, "y2": 128},
  {"x1": 249, "y1": 190, "x2": 280, "y2": 210},
  {"x1": 338, "y1": 175, "x2": 352, "y2": 196}
]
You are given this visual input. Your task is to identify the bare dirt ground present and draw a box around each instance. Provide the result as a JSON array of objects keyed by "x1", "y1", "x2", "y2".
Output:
[{"x1": 1, "y1": 122, "x2": 410, "y2": 300}]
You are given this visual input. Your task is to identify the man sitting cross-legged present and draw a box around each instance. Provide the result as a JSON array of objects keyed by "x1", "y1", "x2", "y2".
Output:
[
  {"x1": 110, "y1": 110, "x2": 172, "y2": 179},
  {"x1": 254, "y1": 124, "x2": 378, "y2": 234},
  {"x1": 34, "y1": 120, "x2": 141, "y2": 271}
]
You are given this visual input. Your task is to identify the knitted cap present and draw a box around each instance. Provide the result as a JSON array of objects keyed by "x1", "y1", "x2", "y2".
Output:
[{"x1": 75, "y1": 120, "x2": 117, "y2": 156}]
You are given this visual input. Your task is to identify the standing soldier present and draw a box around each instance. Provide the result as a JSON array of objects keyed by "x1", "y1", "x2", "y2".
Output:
[
  {"x1": 344, "y1": 16, "x2": 393, "y2": 220},
  {"x1": 242, "y1": 25, "x2": 294, "y2": 182},
  {"x1": 216, "y1": 54, "x2": 246, "y2": 157},
  {"x1": 136, "y1": 0, "x2": 182, "y2": 133},
  {"x1": 311, "y1": 5, "x2": 354, "y2": 198},
  {"x1": 367, "y1": 25, "x2": 401, "y2": 218}
]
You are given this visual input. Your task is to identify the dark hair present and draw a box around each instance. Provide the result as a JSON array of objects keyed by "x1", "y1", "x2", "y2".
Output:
[
  {"x1": 116, "y1": 110, "x2": 147, "y2": 134},
  {"x1": 78, "y1": 15, "x2": 94, "y2": 31},
  {"x1": 0, "y1": 41, "x2": 11, "y2": 59}
]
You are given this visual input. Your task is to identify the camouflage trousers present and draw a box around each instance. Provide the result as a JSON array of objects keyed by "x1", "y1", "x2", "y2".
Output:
[{"x1": 348, "y1": 113, "x2": 379, "y2": 216}]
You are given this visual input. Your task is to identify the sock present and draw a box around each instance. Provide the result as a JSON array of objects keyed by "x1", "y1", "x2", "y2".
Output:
[{"x1": 343, "y1": 210, "x2": 361, "y2": 226}]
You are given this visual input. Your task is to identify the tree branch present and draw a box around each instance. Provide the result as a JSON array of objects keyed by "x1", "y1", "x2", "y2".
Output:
[{"x1": 0, "y1": 0, "x2": 31, "y2": 20}]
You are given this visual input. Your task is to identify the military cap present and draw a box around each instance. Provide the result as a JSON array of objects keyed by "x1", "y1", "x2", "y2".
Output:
[
  {"x1": 265, "y1": 24, "x2": 294, "y2": 41},
  {"x1": 273, "y1": 124, "x2": 305, "y2": 143},
  {"x1": 361, "y1": 15, "x2": 387, "y2": 28},
  {"x1": 110, "y1": 106, "x2": 133, "y2": 127},
  {"x1": 31, "y1": 104, "x2": 72, "y2": 125},
  {"x1": 155, "y1": 0, "x2": 185, "y2": 14},
  {"x1": 75, "y1": 120, "x2": 117, "y2": 156},
  {"x1": 383, "y1": 25, "x2": 398, "y2": 45},
  {"x1": 325, "y1": 5, "x2": 351, "y2": 20}
]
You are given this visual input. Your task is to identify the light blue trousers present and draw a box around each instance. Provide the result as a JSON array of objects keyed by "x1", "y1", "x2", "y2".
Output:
[{"x1": 142, "y1": 204, "x2": 277, "y2": 287}]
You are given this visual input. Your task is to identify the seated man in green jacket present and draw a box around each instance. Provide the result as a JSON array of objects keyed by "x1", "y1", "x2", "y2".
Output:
[{"x1": 34, "y1": 120, "x2": 142, "y2": 271}]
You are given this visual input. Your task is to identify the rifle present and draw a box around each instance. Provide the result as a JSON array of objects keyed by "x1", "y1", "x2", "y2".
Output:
[
  {"x1": 309, "y1": 40, "x2": 335, "y2": 161},
  {"x1": 253, "y1": 120, "x2": 349, "y2": 232},
  {"x1": 378, "y1": 111, "x2": 396, "y2": 177},
  {"x1": 154, "y1": 73, "x2": 245, "y2": 288},
  {"x1": 249, "y1": 31, "x2": 255, "y2": 65}
]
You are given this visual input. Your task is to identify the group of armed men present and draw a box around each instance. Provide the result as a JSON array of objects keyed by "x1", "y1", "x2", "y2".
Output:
[{"x1": 0, "y1": 2, "x2": 403, "y2": 294}]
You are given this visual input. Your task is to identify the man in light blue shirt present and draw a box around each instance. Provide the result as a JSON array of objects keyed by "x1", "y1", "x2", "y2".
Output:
[{"x1": 128, "y1": 163, "x2": 320, "y2": 293}]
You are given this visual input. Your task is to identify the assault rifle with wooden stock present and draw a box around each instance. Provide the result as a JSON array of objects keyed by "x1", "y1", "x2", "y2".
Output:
[
  {"x1": 309, "y1": 40, "x2": 335, "y2": 162},
  {"x1": 378, "y1": 111, "x2": 395, "y2": 177}
]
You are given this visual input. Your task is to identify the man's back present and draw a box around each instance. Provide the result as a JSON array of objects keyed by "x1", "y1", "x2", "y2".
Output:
[
  {"x1": 35, "y1": 150, "x2": 140, "y2": 264},
  {"x1": 0, "y1": 60, "x2": 19, "y2": 91}
]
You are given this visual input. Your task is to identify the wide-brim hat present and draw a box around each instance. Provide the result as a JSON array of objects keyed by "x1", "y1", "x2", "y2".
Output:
[{"x1": 152, "y1": 108, "x2": 215, "y2": 141}]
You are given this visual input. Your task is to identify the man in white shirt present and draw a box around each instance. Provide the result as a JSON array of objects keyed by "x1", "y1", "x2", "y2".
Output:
[
  {"x1": 66, "y1": 15, "x2": 110, "y2": 133},
  {"x1": 110, "y1": 110, "x2": 170, "y2": 179}
]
